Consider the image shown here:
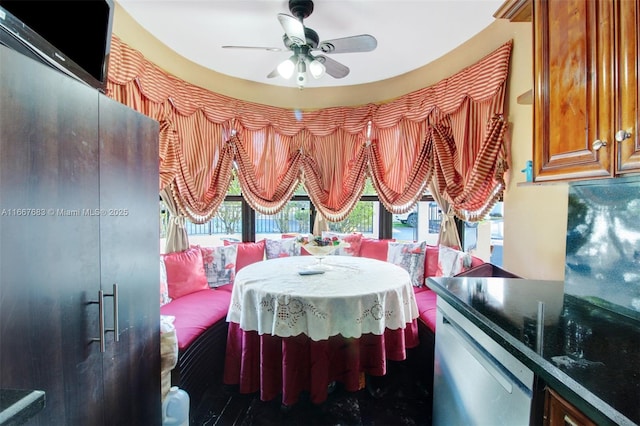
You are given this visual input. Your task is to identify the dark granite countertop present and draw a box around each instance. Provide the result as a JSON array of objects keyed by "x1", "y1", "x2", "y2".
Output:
[
  {"x1": 427, "y1": 277, "x2": 640, "y2": 426},
  {"x1": 0, "y1": 389, "x2": 45, "y2": 425}
]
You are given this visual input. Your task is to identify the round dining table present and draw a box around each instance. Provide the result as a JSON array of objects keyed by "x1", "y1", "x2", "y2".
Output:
[{"x1": 223, "y1": 255, "x2": 420, "y2": 406}]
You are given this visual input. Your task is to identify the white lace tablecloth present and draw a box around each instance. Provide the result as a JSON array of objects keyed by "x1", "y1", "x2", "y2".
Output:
[{"x1": 227, "y1": 256, "x2": 419, "y2": 341}]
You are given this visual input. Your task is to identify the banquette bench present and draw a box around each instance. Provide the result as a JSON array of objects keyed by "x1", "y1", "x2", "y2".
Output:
[{"x1": 159, "y1": 234, "x2": 488, "y2": 411}]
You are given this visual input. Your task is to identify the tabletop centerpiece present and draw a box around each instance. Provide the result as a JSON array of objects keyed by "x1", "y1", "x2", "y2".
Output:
[{"x1": 296, "y1": 235, "x2": 349, "y2": 270}]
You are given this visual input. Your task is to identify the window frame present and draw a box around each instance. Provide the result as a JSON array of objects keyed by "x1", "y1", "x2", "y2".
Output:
[{"x1": 227, "y1": 193, "x2": 436, "y2": 242}]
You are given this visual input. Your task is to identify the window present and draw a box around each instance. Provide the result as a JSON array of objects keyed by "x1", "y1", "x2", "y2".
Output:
[
  {"x1": 161, "y1": 176, "x2": 441, "y2": 248},
  {"x1": 460, "y1": 201, "x2": 504, "y2": 266},
  {"x1": 256, "y1": 199, "x2": 312, "y2": 240}
]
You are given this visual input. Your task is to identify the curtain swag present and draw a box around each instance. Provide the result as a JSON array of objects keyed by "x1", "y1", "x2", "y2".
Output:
[{"x1": 106, "y1": 35, "x2": 512, "y2": 225}]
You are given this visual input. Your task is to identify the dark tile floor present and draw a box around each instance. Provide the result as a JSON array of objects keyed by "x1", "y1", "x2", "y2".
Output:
[{"x1": 191, "y1": 360, "x2": 432, "y2": 426}]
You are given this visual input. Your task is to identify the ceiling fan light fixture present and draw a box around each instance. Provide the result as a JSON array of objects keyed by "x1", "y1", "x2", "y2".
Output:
[
  {"x1": 277, "y1": 56, "x2": 296, "y2": 79},
  {"x1": 296, "y1": 58, "x2": 307, "y2": 87},
  {"x1": 308, "y1": 57, "x2": 325, "y2": 79}
]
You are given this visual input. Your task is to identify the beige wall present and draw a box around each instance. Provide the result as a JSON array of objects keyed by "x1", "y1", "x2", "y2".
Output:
[{"x1": 113, "y1": 4, "x2": 567, "y2": 280}]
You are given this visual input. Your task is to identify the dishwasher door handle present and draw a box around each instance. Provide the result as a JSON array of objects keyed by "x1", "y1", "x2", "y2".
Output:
[{"x1": 442, "y1": 316, "x2": 514, "y2": 394}]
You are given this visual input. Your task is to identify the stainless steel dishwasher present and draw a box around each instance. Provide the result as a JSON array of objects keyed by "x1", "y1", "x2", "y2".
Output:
[{"x1": 433, "y1": 298, "x2": 534, "y2": 426}]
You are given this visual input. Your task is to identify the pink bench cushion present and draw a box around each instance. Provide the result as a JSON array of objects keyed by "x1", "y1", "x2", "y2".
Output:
[
  {"x1": 160, "y1": 288, "x2": 231, "y2": 350},
  {"x1": 414, "y1": 289, "x2": 438, "y2": 332}
]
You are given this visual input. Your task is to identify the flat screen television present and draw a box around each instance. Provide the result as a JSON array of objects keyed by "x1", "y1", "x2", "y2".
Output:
[{"x1": 0, "y1": 0, "x2": 114, "y2": 92}]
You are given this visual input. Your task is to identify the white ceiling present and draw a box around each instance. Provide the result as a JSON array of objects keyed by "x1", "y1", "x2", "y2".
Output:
[{"x1": 117, "y1": 0, "x2": 503, "y2": 88}]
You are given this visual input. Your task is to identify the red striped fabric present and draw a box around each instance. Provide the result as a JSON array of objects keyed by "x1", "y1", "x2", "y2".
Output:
[{"x1": 106, "y1": 35, "x2": 512, "y2": 223}]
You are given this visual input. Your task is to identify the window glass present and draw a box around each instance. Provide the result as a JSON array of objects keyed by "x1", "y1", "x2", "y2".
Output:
[
  {"x1": 361, "y1": 178, "x2": 377, "y2": 195},
  {"x1": 256, "y1": 200, "x2": 312, "y2": 240},
  {"x1": 327, "y1": 200, "x2": 377, "y2": 238},
  {"x1": 227, "y1": 172, "x2": 241, "y2": 195},
  {"x1": 461, "y1": 201, "x2": 504, "y2": 265},
  {"x1": 159, "y1": 199, "x2": 242, "y2": 251},
  {"x1": 186, "y1": 201, "x2": 243, "y2": 246},
  {"x1": 489, "y1": 202, "x2": 504, "y2": 266}
]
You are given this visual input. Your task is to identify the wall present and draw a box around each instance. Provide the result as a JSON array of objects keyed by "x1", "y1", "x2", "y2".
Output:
[
  {"x1": 497, "y1": 22, "x2": 568, "y2": 280},
  {"x1": 113, "y1": 3, "x2": 568, "y2": 280}
]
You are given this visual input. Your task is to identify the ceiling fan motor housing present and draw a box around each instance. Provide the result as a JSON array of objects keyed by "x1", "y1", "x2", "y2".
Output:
[
  {"x1": 289, "y1": 0, "x2": 314, "y2": 20},
  {"x1": 283, "y1": 27, "x2": 319, "y2": 49}
]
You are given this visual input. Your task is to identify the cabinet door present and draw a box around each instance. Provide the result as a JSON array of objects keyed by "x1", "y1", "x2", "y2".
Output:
[
  {"x1": 533, "y1": 0, "x2": 616, "y2": 181},
  {"x1": 0, "y1": 46, "x2": 104, "y2": 424},
  {"x1": 98, "y1": 95, "x2": 161, "y2": 425},
  {"x1": 616, "y1": 0, "x2": 640, "y2": 173},
  {"x1": 544, "y1": 387, "x2": 596, "y2": 426}
]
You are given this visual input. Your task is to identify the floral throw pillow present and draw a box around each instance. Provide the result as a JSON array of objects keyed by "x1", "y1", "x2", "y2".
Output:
[
  {"x1": 321, "y1": 231, "x2": 363, "y2": 256},
  {"x1": 200, "y1": 245, "x2": 238, "y2": 288},
  {"x1": 437, "y1": 245, "x2": 472, "y2": 277},
  {"x1": 265, "y1": 238, "x2": 301, "y2": 259},
  {"x1": 387, "y1": 241, "x2": 427, "y2": 287},
  {"x1": 160, "y1": 258, "x2": 171, "y2": 306}
]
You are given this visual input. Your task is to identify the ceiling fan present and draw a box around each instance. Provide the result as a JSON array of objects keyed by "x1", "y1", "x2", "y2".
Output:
[{"x1": 222, "y1": 0, "x2": 377, "y2": 88}]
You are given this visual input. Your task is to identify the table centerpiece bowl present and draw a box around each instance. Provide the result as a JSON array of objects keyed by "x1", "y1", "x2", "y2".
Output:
[{"x1": 297, "y1": 236, "x2": 349, "y2": 270}]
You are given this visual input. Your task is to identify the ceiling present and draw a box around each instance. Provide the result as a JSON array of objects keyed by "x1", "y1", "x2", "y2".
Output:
[{"x1": 116, "y1": 0, "x2": 504, "y2": 89}]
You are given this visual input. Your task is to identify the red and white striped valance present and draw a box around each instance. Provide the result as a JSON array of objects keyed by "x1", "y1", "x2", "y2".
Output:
[{"x1": 106, "y1": 35, "x2": 512, "y2": 224}]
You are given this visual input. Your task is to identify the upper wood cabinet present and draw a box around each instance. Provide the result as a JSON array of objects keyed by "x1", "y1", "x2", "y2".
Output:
[
  {"x1": 533, "y1": 0, "x2": 640, "y2": 182},
  {"x1": 616, "y1": 0, "x2": 640, "y2": 173}
]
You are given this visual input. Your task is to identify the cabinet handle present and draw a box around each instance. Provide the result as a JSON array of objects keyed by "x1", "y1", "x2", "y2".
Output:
[
  {"x1": 536, "y1": 301, "x2": 545, "y2": 356},
  {"x1": 592, "y1": 140, "x2": 607, "y2": 151},
  {"x1": 90, "y1": 290, "x2": 106, "y2": 353},
  {"x1": 104, "y1": 283, "x2": 119, "y2": 342},
  {"x1": 563, "y1": 414, "x2": 579, "y2": 426},
  {"x1": 615, "y1": 130, "x2": 632, "y2": 142}
]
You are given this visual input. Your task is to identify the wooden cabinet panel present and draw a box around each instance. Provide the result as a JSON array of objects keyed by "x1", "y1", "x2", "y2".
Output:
[
  {"x1": 616, "y1": 0, "x2": 640, "y2": 173},
  {"x1": 534, "y1": 0, "x2": 615, "y2": 181},
  {"x1": 544, "y1": 387, "x2": 596, "y2": 426},
  {"x1": 0, "y1": 46, "x2": 104, "y2": 425},
  {"x1": 99, "y1": 95, "x2": 161, "y2": 425},
  {"x1": 533, "y1": 0, "x2": 640, "y2": 181}
]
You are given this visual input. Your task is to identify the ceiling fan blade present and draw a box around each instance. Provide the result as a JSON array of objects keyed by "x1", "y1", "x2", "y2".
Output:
[
  {"x1": 277, "y1": 13, "x2": 307, "y2": 46},
  {"x1": 222, "y1": 45, "x2": 282, "y2": 52},
  {"x1": 314, "y1": 55, "x2": 350, "y2": 79},
  {"x1": 317, "y1": 34, "x2": 377, "y2": 54}
]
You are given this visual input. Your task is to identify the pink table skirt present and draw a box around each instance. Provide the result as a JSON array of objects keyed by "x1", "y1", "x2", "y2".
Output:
[{"x1": 223, "y1": 320, "x2": 419, "y2": 406}]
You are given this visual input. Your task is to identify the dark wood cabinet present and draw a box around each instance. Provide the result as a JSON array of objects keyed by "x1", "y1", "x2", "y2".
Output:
[
  {"x1": 533, "y1": 0, "x2": 640, "y2": 182},
  {"x1": 98, "y1": 92, "x2": 161, "y2": 423},
  {"x1": 0, "y1": 45, "x2": 160, "y2": 425},
  {"x1": 544, "y1": 387, "x2": 596, "y2": 426}
]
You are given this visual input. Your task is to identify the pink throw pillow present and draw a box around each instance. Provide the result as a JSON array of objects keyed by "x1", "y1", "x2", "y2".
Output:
[
  {"x1": 359, "y1": 238, "x2": 395, "y2": 261},
  {"x1": 224, "y1": 239, "x2": 266, "y2": 272},
  {"x1": 424, "y1": 245, "x2": 440, "y2": 278},
  {"x1": 161, "y1": 246, "x2": 208, "y2": 299}
]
